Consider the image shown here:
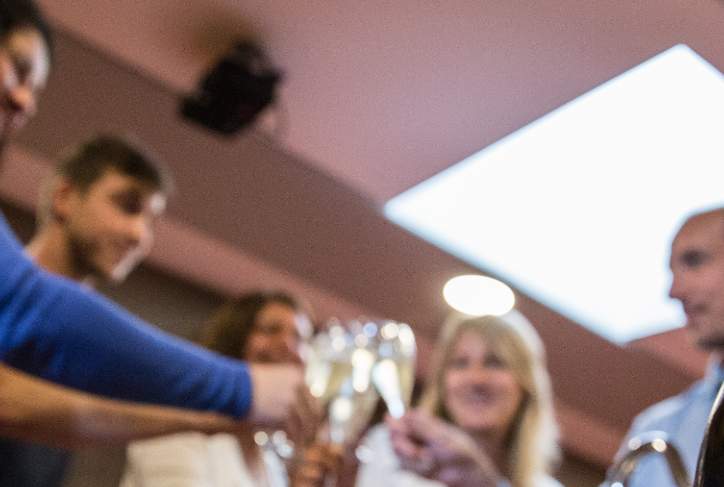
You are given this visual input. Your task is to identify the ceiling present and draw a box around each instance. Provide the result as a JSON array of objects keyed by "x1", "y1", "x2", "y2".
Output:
[{"x1": 1, "y1": 0, "x2": 722, "y2": 468}]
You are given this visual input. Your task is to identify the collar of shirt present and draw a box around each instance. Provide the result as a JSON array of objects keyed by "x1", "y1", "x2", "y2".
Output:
[{"x1": 705, "y1": 354, "x2": 724, "y2": 399}]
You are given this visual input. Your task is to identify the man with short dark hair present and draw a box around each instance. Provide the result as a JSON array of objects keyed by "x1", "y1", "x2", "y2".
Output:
[
  {"x1": 27, "y1": 134, "x2": 170, "y2": 286},
  {"x1": 0, "y1": 134, "x2": 175, "y2": 487},
  {"x1": 607, "y1": 207, "x2": 724, "y2": 487}
]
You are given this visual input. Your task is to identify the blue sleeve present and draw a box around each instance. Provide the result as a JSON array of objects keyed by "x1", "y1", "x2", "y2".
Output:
[{"x1": 0, "y1": 215, "x2": 252, "y2": 417}]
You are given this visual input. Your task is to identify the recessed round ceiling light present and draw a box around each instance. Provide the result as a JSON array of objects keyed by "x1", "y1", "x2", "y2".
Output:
[{"x1": 443, "y1": 275, "x2": 515, "y2": 316}]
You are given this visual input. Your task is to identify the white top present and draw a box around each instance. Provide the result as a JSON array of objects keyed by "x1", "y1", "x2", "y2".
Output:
[
  {"x1": 119, "y1": 431, "x2": 288, "y2": 487},
  {"x1": 356, "y1": 425, "x2": 563, "y2": 487}
]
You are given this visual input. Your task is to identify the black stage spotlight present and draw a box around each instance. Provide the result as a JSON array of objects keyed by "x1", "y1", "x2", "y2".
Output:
[{"x1": 181, "y1": 41, "x2": 282, "y2": 135}]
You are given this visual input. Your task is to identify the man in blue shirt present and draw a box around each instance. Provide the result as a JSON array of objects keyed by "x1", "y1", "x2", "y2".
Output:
[
  {"x1": 608, "y1": 207, "x2": 724, "y2": 487},
  {"x1": 27, "y1": 135, "x2": 171, "y2": 288},
  {"x1": 0, "y1": 134, "x2": 180, "y2": 487}
]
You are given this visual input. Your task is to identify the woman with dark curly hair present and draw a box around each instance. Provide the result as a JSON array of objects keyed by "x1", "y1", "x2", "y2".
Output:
[{"x1": 122, "y1": 290, "x2": 339, "y2": 487}]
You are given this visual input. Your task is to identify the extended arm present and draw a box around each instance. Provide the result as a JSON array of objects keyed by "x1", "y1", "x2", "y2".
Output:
[
  {"x1": 0, "y1": 215, "x2": 302, "y2": 423},
  {"x1": 387, "y1": 410, "x2": 500, "y2": 487},
  {"x1": 0, "y1": 363, "x2": 245, "y2": 449}
]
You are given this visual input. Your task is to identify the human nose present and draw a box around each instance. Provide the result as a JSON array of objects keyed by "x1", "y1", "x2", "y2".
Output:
[
  {"x1": 280, "y1": 334, "x2": 304, "y2": 365},
  {"x1": 7, "y1": 84, "x2": 37, "y2": 119},
  {"x1": 128, "y1": 216, "x2": 154, "y2": 251},
  {"x1": 462, "y1": 363, "x2": 491, "y2": 384},
  {"x1": 669, "y1": 270, "x2": 684, "y2": 301}
]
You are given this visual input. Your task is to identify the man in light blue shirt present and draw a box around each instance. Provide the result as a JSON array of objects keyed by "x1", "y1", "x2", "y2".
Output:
[{"x1": 607, "y1": 207, "x2": 724, "y2": 487}]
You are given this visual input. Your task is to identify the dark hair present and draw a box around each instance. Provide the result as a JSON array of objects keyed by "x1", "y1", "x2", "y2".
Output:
[
  {"x1": 0, "y1": 0, "x2": 53, "y2": 62},
  {"x1": 55, "y1": 134, "x2": 172, "y2": 195},
  {"x1": 198, "y1": 291, "x2": 305, "y2": 360}
]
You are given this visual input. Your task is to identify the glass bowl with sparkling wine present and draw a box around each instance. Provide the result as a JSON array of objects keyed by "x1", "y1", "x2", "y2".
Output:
[{"x1": 305, "y1": 318, "x2": 417, "y2": 447}]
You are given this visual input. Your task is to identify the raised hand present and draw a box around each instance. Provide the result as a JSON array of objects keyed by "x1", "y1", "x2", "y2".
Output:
[
  {"x1": 386, "y1": 409, "x2": 500, "y2": 487},
  {"x1": 248, "y1": 363, "x2": 304, "y2": 428},
  {"x1": 289, "y1": 442, "x2": 344, "y2": 487}
]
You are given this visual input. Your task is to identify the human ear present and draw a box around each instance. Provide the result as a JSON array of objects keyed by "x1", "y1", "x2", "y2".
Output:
[{"x1": 51, "y1": 178, "x2": 77, "y2": 222}]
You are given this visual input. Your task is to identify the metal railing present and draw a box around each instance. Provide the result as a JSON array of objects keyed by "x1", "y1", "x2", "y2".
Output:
[{"x1": 602, "y1": 430, "x2": 690, "y2": 487}]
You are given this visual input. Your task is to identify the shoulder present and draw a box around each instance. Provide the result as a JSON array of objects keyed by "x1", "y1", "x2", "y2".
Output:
[
  {"x1": 126, "y1": 431, "x2": 215, "y2": 465},
  {"x1": 359, "y1": 424, "x2": 396, "y2": 468},
  {"x1": 0, "y1": 214, "x2": 21, "y2": 246},
  {"x1": 364, "y1": 423, "x2": 392, "y2": 446},
  {"x1": 497, "y1": 475, "x2": 563, "y2": 487},
  {"x1": 360, "y1": 423, "x2": 397, "y2": 460},
  {"x1": 532, "y1": 475, "x2": 565, "y2": 487},
  {"x1": 357, "y1": 424, "x2": 442, "y2": 487},
  {"x1": 122, "y1": 432, "x2": 236, "y2": 486}
]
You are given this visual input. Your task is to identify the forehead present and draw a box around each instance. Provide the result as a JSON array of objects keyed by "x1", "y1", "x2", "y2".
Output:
[
  {"x1": 256, "y1": 301, "x2": 312, "y2": 337},
  {"x1": 84, "y1": 169, "x2": 167, "y2": 213},
  {"x1": 451, "y1": 330, "x2": 492, "y2": 353},
  {"x1": 2, "y1": 27, "x2": 50, "y2": 87},
  {"x1": 672, "y1": 213, "x2": 724, "y2": 254}
]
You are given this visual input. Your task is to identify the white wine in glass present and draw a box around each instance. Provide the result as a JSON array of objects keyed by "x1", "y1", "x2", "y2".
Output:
[
  {"x1": 302, "y1": 318, "x2": 417, "y2": 478},
  {"x1": 327, "y1": 346, "x2": 381, "y2": 445},
  {"x1": 371, "y1": 321, "x2": 417, "y2": 418},
  {"x1": 306, "y1": 322, "x2": 382, "y2": 446}
]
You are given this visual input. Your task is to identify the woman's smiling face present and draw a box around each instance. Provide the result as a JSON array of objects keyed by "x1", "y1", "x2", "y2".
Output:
[{"x1": 443, "y1": 330, "x2": 524, "y2": 441}]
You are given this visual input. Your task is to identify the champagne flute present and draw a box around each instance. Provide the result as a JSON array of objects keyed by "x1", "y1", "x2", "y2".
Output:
[
  {"x1": 370, "y1": 321, "x2": 417, "y2": 419},
  {"x1": 345, "y1": 320, "x2": 416, "y2": 465},
  {"x1": 306, "y1": 320, "x2": 382, "y2": 446},
  {"x1": 301, "y1": 319, "x2": 384, "y2": 487},
  {"x1": 302, "y1": 318, "x2": 417, "y2": 480}
]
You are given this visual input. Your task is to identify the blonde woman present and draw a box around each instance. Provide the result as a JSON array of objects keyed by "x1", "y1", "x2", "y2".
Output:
[{"x1": 357, "y1": 311, "x2": 562, "y2": 487}]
